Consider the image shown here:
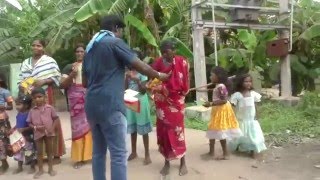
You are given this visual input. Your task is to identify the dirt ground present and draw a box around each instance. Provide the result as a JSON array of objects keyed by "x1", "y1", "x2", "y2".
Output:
[{"x1": 2, "y1": 111, "x2": 320, "y2": 180}]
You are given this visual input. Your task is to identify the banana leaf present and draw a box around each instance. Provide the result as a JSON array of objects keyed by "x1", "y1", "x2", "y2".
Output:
[
  {"x1": 74, "y1": 0, "x2": 113, "y2": 22},
  {"x1": 300, "y1": 24, "x2": 320, "y2": 41},
  {"x1": 125, "y1": 14, "x2": 158, "y2": 48}
]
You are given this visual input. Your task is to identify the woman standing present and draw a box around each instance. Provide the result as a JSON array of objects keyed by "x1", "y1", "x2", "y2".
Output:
[
  {"x1": 60, "y1": 44, "x2": 92, "y2": 169},
  {"x1": 151, "y1": 41, "x2": 189, "y2": 176},
  {"x1": 18, "y1": 39, "x2": 65, "y2": 163},
  {"x1": 125, "y1": 50, "x2": 152, "y2": 165}
]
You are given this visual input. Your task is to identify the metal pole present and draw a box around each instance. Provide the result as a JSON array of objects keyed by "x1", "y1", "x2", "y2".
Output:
[{"x1": 211, "y1": 0, "x2": 218, "y2": 66}]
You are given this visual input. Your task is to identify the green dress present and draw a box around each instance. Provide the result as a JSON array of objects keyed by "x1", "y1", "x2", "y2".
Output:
[
  {"x1": 229, "y1": 91, "x2": 267, "y2": 153},
  {"x1": 126, "y1": 73, "x2": 152, "y2": 135}
]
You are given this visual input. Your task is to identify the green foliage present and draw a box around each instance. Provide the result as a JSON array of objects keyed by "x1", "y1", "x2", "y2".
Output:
[
  {"x1": 300, "y1": 24, "x2": 320, "y2": 41},
  {"x1": 259, "y1": 93, "x2": 320, "y2": 142},
  {"x1": 74, "y1": 0, "x2": 113, "y2": 22},
  {"x1": 297, "y1": 91, "x2": 320, "y2": 119},
  {"x1": 125, "y1": 14, "x2": 158, "y2": 47}
]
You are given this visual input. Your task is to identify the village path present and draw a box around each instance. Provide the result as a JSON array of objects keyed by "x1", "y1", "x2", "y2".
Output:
[{"x1": 2, "y1": 110, "x2": 320, "y2": 180}]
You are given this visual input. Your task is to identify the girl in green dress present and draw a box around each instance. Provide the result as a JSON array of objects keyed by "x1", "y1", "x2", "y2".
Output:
[
  {"x1": 125, "y1": 52, "x2": 152, "y2": 165},
  {"x1": 229, "y1": 74, "x2": 267, "y2": 159}
]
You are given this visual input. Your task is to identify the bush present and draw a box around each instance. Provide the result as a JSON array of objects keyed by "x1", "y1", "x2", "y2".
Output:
[{"x1": 259, "y1": 91, "x2": 320, "y2": 142}]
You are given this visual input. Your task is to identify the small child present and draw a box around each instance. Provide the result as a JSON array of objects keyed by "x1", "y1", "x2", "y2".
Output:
[
  {"x1": 0, "y1": 73, "x2": 13, "y2": 174},
  {"x1": 12, "y1": 95, "x2": 36, "y2": 174},
  {"x1": 125, "y1": 70, "x2": 152, "y2": 165},
  {"x1": 202, "y1": 67, "x2": 242, "y2": 160},
  {"x1": 229, "y1": 74, "x2": 267, "y2": 158},
  {"x1": 27, "y1": 87, "x2": 58, "y2": 179}
]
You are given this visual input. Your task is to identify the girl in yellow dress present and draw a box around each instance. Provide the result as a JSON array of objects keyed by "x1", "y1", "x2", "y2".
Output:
[{"x1": 203, "y1": 67, "x2": 242, "y2": 160}]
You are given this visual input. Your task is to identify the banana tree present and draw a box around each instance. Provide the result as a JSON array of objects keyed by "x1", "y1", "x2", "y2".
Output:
[
  {"x1": 74, "y1": 0, "x2": 193, "y2": 60},
  {"x1": 0, "y1": 18, "x2": 20, "y2": 61},
  {"x1": 208, "y1": 30, "x2": 277, "y2": 70}
]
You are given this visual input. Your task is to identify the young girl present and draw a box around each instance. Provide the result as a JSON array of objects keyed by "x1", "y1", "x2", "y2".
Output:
[
  {"x1": 27, "y1": 87, "x2": 59, "y2": 179},
  {"x1": 12, "y1": 95, "x2": 36, "y2": 174},
  {"x1": 202, "y1": 67, "x2": 242, "y2": 160},
  {"x1": 229, "y1": 74, "x2": 267, "y2": 158},
  {"x1": 125, "y1": 58, "x2": 152, "y2": 165},
  {"x1": 0, "y1": 73, "x2": 13, "y2": 174}
]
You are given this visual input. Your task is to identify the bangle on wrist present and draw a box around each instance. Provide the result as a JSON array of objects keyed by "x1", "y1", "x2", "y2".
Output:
[{"x1": 157, "y1": 72, "x2": 161, "y2": 79}]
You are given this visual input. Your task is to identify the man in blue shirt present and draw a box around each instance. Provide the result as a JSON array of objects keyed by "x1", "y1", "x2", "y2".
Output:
[{"x1": 82, "y1": 15, "x2": 169, "y2": 180}]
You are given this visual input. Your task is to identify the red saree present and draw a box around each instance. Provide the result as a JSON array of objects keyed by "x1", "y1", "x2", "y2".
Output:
[{"x1": 152, "y1": 56, "x2": 189, "y2": 161}]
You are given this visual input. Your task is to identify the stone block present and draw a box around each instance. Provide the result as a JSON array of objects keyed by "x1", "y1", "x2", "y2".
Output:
[{"x1": 185, "y1": 106, "x2": 212, "y2": 121}]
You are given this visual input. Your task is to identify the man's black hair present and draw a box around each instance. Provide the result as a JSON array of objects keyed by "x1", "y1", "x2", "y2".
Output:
[{"x1": 100, "y1": 15, "x2": 126, "y2": 31}]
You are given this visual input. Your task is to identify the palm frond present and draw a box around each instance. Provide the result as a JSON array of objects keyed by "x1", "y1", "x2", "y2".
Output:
[
  {"x1": 125, "y1": 14, "x2": 158, "y2": 47},
  {"x1": 0, "y1": 48, "x2": 20, "y2": 62},
  {"x1": 29, "y1": 7, "x2": 80, "y2": 38},
  {"x1": 0, "y1": 37, "x2": 20, "y2": 56},
  {"x1": 107, "y1": 0, "x2": 139, "y2": 16},
  {"x1": 46, "y1": 26, "x2": 65, "y2": 54},
  {"x1": 163, "y1": 22, "x2": 183, "y2": 39},
  {"x1": 0, "y1": 28, "x2": 12, "y2": 37},
  {"x1": 74, "y1": 0, "x2": 113, "y2": 22}
]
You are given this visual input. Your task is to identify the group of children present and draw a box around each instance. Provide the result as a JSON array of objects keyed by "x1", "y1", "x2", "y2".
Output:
[
  {"x1": 0, "y1": 65, "x2": 267, "y2": 178},
  {"x1": 0, "y1": 74, "x2": 59, "y2": 179},
  {"x1": 201, "y1": 66, "x2": 266, "y2": 160}
]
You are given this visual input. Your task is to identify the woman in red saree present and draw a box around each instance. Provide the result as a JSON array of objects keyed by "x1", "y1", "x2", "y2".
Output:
[{"x1": 151, "y1": 41, "x2": 189, "y2": 176}]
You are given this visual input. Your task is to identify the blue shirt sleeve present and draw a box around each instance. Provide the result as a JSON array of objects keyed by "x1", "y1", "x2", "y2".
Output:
[
  {"x1": 113, "y1": 39, "x2": 137, "y2": 66},
  {"x1": 3, "y1": 89, "x2": 12, "y2": 102}
]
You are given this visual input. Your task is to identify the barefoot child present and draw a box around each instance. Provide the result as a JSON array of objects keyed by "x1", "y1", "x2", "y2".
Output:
[
  {"x1": 125, "y1": 66, "x2": 152, "y2": 165},
  {"x1": 12, "y1": 95, "x2": 36, "y2": 174},
  {"x1": 0, "y1": 73, "x2": 13, "y2": 174},
  {"x1": 229, "y1": 74, "x2": 267, "y2": 158},
  {"x1": 202, "y1": 67, "x2": 242, "y2": 160},
  {"x1": 27, "y1": 88, "x2": 58, "y2": 179}
]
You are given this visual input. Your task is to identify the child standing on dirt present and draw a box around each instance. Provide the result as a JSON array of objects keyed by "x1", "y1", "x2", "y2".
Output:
[
  {"x1": 0, "y1": 73, "x2": 13, "y2": 174},
  {"x1": 229, "y1": 74, "x2": 267, "y2": 158},
  {"x1": 202, "y1": 67, "x2": 242, "y2": 160},
  {"x1": 12, "y1": 95, "x2": 37, "y2": 174},
  {"x1": 27, "y1": 87, "x2": 58, "y2": 179}
]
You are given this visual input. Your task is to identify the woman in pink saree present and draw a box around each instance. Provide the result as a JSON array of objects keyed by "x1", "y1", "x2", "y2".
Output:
[
  {"x1": 151, "y1": 41, "x2": 189, "y2": 176},
  {"x1": 60, "y1": 44, "x2": 92, "y2": 169}
]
